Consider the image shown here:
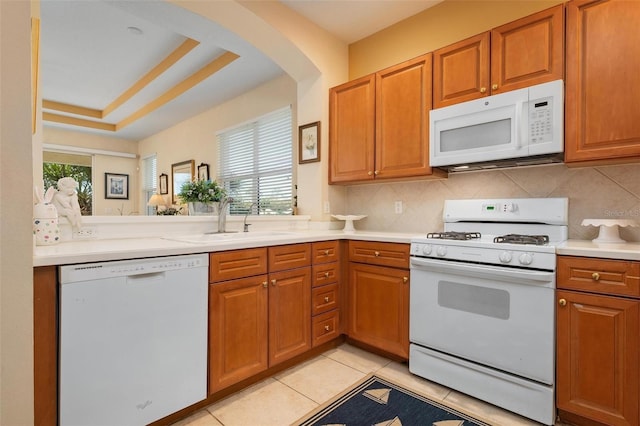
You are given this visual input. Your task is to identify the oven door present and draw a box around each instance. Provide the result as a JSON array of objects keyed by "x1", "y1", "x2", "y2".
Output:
[{"x1": 409, "y1": 256, "x2": 555, "y2": 385}]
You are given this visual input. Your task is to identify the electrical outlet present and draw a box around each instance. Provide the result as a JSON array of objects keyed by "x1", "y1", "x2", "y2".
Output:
[
  {"x1": 323, "y1": 201, "x2": 331, "y2": 214},
  {"x1": 394, "y1": 201, "x2": 403, "y2": 214},
  {"x1": 73, "y1": 227, "x2": 99, "y2": 239}
]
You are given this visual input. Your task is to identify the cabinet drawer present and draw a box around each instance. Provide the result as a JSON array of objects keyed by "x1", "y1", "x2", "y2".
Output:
[
  {"x1": 312, "y1": 262, "x2": 339, "y2": 287},
  {"x1": 210, "y1": 248, "x2": 268, "y2": 283},
  {"x1": 312, "y1": 283, "x2": 340, "y2": 316},
  {"x1": 348, "y1": 240, "x2": 410, "y2": 269},
  {"x1": 312, "y1": 240, "x2": 340, "y2": 264},
  {"x1": 268, "y1": 243, "x2": 311, "y2": 272},
  {"x1": 312, "y1": 310, "x2": 340, "y2": 347},
  {"x1": 558, "y1": 256, "x2": 640, "y2": 298}
]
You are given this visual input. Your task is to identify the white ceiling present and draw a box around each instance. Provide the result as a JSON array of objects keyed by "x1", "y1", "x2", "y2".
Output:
[{"x1": 40, "y1": 0, "x2": 441, "y2": 141}]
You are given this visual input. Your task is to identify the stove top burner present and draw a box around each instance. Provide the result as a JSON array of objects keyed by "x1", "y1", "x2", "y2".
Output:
[
  {"x1": 493, "y1": 234, "x2": 550, "y2": 245},
  {"x1": 427, "y1": 231, "x2": 481, "y2": 241}
]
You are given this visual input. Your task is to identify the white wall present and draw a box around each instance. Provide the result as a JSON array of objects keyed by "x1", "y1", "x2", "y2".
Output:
[{"x1": 0, "y1": 1, "x2": 35, "y2": 423}]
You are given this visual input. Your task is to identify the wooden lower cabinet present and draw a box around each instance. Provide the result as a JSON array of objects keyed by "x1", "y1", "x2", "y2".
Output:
[
  {"x1": 208, "y1": 275, "x2": 269, "y2": 394},
  {"x1": 268, "y1": 267, "x2": 311, "y2": 365},
  {"x1": 348, "y1": 262, "x2": 409, "y2": 359},
  {"x1": 209, "y1": 245, "x2": 312, "y2": 394},
  {"x1": 556, "y1": 289, "x2": 639, "y2": 426}
]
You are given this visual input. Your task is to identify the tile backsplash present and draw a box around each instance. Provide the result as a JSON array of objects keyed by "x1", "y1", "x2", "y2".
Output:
[{"x1": 345, "y1": 163, "x2": 640, "y2": 242}]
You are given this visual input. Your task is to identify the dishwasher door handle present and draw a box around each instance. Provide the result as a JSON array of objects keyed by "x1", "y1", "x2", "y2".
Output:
[{"x1": 126, "y1": 272, "x2": 166, "y2": 284}]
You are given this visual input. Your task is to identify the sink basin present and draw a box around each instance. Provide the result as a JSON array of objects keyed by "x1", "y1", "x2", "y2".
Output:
[{"x1": 164, "y1": 231, "x2": 298, "y2": 244}]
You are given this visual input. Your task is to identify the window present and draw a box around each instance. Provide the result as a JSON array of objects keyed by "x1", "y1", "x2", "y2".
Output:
[
  {"x1": 43, "y1": 151, "x2": 93, "y2": 215},
  {"x1": 217, "y1": 106, "x2": 293, "y2": 215},
  {"x1": 142, "y1": 154, "x2": 157, "y2": 216}
]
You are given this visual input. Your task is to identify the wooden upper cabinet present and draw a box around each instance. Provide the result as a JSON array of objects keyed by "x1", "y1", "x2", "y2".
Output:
[
  {"x1": 329, "y1": 74, "x2": 376, "y2": 183},
  {"x1": 565, "y1": 0, "x2": 640, "y2": 164},
  {"x1": 329, "y1": 54, "x2": 437, "y2": 184},
  {"x1": 375, "y1": 54, "x2": 433, "y2": 179},
  {"x1": 433, "y1": 32, "x2": 490, "y2": 108},
  {"x1": 433, "y1": 4, "x2": 563, "y2": 108},
  {"x1": 490, "y1": 4, "x2": 564, "y2": 94}
]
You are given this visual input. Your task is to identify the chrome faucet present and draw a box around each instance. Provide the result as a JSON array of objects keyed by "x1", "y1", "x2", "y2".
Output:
[
  {"x1": 217, "y1": 197, "x2": 232, "y2": 233},
  {"x1": 243, "y1": 202, "x2": 257, "y2": 232}
]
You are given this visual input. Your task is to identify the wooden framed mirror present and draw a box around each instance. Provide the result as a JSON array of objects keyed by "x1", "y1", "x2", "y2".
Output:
[{"x1": 171, "y1": 160, "x2": 195, "y2": 204}]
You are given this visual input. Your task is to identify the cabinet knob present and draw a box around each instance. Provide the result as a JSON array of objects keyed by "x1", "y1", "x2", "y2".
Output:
[
  {"x1": 374, "y1": 170, "x2": 379, "y2": 175},
  {"x1": 403, "y1": 276, "x2": 408, "y2": 283},
  {"x1": 558, "y1": 298, "x2": 567, "y2": 307},
  {"x1": 324, "y1": 249, "x2": 330, "y2": 255},
  {"x1": 374, "y1": 251, "x2": 380, "y2": 257},
  {"x1": 480, "y1": 87, "x2": 487, "y2": 93},
  {"x1": 492, "y1": 83, "x2": 498, "y2": 91},
  {"x1": 271, "y1": 279, "x2": 277, "y2": 286},
  {"x1": 592, "y1": 272, "x2": 600, "y2": 281},
  {"x1": 262, "y1": 281, "x2": 268, "y2": 288},
  {"x1": 324, "y1": 325, "x2": 331, "y2": 332},
  {"x1": 324, "y1": 272, "x2": 330, "y2": 278},
  {"x1": 368, "y1": 171, "x2": 373, "y2": 176},
  {"x1": 324, "y1": 296, "x2": 330, "y2": 303}
]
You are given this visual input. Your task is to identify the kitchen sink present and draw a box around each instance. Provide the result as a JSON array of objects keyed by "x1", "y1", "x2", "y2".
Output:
[{"x1": 163, "y1": 231, "x2": 299, "y2": 244}]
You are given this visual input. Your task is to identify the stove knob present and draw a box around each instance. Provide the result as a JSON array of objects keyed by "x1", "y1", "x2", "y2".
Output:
[
  {"x1": 436, "y1": 246, "x2": 447, "y2": 257},
  {"x1": 422, "y1": 245, "x2": 433, "y2": 256},
  {"x1": 499, "y1": 251, "x2": 512, "y2": 263},
  {"x1": 518, "y1": 252, "x2": 533, "y2": 265}
]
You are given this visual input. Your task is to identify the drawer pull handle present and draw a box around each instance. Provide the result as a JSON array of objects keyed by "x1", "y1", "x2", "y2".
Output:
[
  {"x1": 374, "y1": 251, "x2": 380, "y2": 257},
  {"x1": 271, "y1": 279, "x2": 277, "y2": 286},
  {"x1": 324, "y1": 249, "x2": 330, "y2": 255},
  {"x1": 324, "y1": 296, "x2": 330, "y2": 303},
  {"x1": 559, "y1": 298, "x2": 567, "y2": 307},
  {"x1": 324, "y1": 325, "x2": 330, "y2": 331},
  {"x1": 592, "y1": 272, "x2": 600, "y2": 281},
  {"x1": 262, "y1": 281, "x2": 268, "y2": 288},
  {"x1": 403, "y1": 276, "x2": 408, "y2": 283},
  {"x1": 324, "y1": 272, "x2": 330, "y2": 278}
]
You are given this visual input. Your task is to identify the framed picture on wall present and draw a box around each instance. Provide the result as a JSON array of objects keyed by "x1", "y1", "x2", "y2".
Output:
[
  {"x1": 159, "y1": 173, "x2": 168, "y2": 195},
  {"x1": 197, "y1": 163, "x2": 210, "y2": 181},
  {"x1": 299, "y1": 121, "x2": 320, "y2": 164},
  {"x1": 105, "y1": 173, "x2": 129, "y2": 199}
]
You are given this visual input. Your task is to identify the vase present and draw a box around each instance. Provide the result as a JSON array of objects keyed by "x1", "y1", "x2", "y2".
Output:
[{"x1": 188, "y1": 201, "x2": 218, "y2": 216}]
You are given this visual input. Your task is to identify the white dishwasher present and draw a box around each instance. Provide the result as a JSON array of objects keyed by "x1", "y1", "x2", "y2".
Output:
[{"x1": 59, "y1": 253, "x2": 209, "y2": 426}]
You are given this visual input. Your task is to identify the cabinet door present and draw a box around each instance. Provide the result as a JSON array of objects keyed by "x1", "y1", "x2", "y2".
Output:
[
  {"x1": 490, "y1": 4, "x2": 564, "y2": 94},
  {"x1": 433, "y1": 32, "x2": 490, "y2": 108},
  {"x1": 375, "y1": 54, "x2": 433, "y2": 179},
  {"x1": 209, "y1": 275, "x2": 268, "y2": 394},
  {"x1": 556, "y1": 290, "x2": 639, "y2": 425},
  {"x1": 565, "y1": 0, "x2": 640, "y2": 163},
  {"x1": 269, "y1": 267, "x2": 311, "y2": 366},
  {"x1": 329, "y1": 74, "x2": 376, "y2": 183},
  {"x1": 348, "y1": 263, "x2": 409, "y2": 359}
]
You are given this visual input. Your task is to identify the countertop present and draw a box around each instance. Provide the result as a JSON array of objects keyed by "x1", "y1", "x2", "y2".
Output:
[
  {"x1": 557, "y1": 239, "x2": 640, "y2": 261},
  {"x1": 34, "y1": 231, "x2": 640, "y2": 267},
  {"x1": 33, "y1": 230, "x2": 418, "y2": 267}
]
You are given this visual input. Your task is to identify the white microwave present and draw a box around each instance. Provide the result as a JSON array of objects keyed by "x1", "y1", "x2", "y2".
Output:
[{"x1": 429, "y1": 79, "x2": 563, "y2": 170}]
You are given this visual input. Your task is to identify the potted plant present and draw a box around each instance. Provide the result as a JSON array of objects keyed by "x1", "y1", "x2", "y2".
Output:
[{"x1": 177, "y1": 179, "x2": 226, "y2": 215}]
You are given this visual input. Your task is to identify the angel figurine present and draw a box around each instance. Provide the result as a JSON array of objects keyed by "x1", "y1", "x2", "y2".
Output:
[{"x1": 53, "y1": 177, "x2": 83, "y2": 230}]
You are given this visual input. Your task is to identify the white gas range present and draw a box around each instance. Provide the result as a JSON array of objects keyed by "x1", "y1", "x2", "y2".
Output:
[{"x1": 409, "y1": 198, "x2": 568, "y2": 426}]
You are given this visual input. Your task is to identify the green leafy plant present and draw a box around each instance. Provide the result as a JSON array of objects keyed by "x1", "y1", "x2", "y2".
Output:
[{"x1": 178, "y1": 179, "x2": 226, "y2": 203}]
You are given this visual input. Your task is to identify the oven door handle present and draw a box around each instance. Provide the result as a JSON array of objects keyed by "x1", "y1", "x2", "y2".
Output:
[{"x1": 410, "y1": 257, "x2": 554, "y2": 286}]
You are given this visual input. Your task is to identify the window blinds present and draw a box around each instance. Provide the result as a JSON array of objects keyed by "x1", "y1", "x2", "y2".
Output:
[{"x1": 217, "y1": 106, "x2": 292, "y2": 215}]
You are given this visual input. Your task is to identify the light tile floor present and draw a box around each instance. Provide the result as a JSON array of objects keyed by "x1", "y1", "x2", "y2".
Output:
[{"x1": 172, "y1": 343, "x2": 560, "y2": 426}]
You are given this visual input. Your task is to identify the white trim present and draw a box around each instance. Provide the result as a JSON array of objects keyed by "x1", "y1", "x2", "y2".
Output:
[{"x1": 43, "y1": 143, "x2": 137, "y2": 159}]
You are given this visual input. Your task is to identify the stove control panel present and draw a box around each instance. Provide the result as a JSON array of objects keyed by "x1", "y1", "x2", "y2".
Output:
[
  {"x1": 410, "y1": 242, "x2": 556, "y2": 271},
  {"x1": 483, "y1": 202, "x2": 517, "y2": 213}
]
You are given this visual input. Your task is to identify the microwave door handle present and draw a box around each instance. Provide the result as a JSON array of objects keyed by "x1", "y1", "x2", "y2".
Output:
[{"x1": 514, "y1": 100, "x2": 524, "y2": 148}]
